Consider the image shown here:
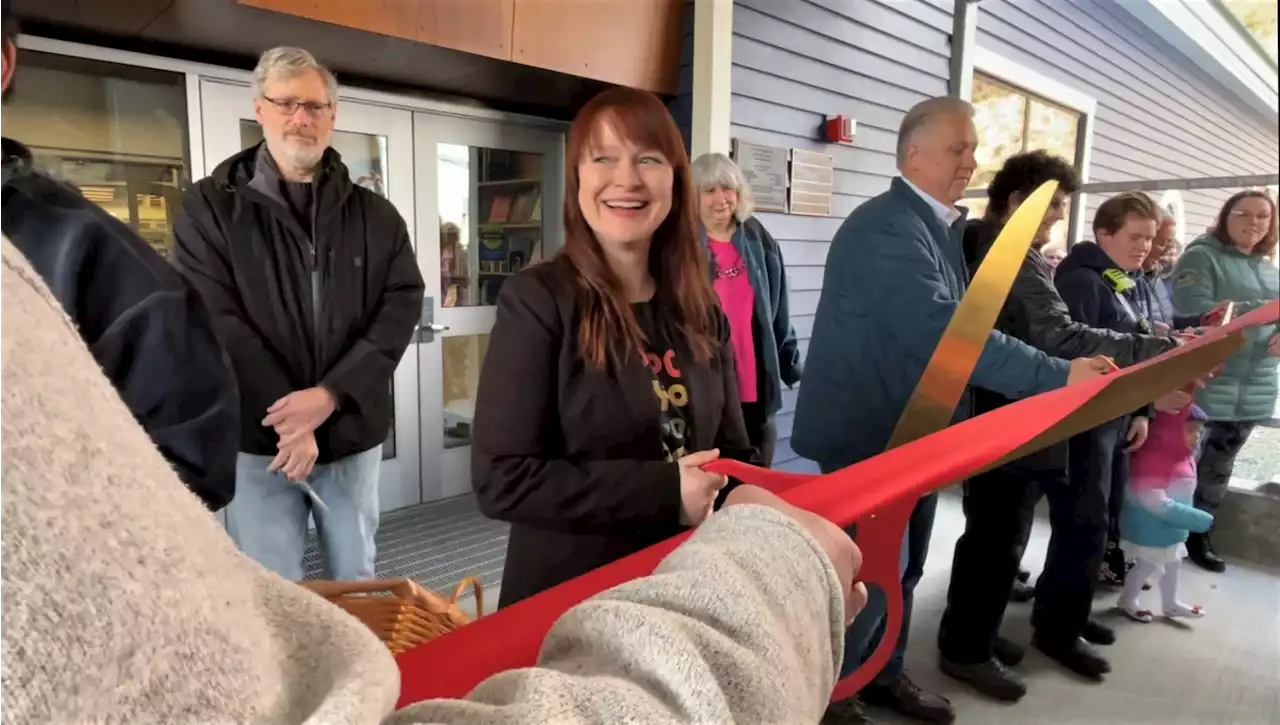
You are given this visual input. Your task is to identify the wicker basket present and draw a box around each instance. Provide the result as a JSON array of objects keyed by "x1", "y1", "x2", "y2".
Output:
[{"x1": 301, "y1": 577, "x2": 484, "y2": 655}]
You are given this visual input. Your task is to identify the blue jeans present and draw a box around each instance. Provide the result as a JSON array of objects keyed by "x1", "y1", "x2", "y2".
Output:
[
  {"x1": 839, "y1": 492, "x2": 940, "y2": 684},
  {"x1": 226, "y1": 446, "x2": 382, "y2": 581}
]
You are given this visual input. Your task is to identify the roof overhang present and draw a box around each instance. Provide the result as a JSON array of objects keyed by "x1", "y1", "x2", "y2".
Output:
[{"x1": 1121, "y1": 0, "x2": 1278, "y2": 124}]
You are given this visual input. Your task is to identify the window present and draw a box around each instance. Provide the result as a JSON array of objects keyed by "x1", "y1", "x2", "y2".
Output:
[
  {"x1": 2, "y1": 51, "x2": 191, "y2": 259},
  {"x1": 967, "y1": 73, "x2": 1083, "y2": 254}
]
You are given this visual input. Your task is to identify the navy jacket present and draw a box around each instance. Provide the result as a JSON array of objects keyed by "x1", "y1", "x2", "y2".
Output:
[
  {"x1": 791, "y1": 178, "x2": 1070, "y2": 469},
  {"x1": 702, "y1": 216, "x2": 803, "y2": 416},
  {"x1": 1054, "y1": 240, "x2": 1157, "y2": 420},
  {"x1": 2, "y1": 138, "x2": 240, "y2": 510}
]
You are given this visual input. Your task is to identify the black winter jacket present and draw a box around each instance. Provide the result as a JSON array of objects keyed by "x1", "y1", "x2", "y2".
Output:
[
  {"x1": 174, "y1": 143, "x2": 425, "y2": 463},
  {"x1": 964, "y1": 219, "x2": 1175, "y2": 474},
  {"x1": 964, "y1": 219, "x2": 1175, "y2": 368},
  {"x1": 2, "y1": 138, "x2": 240, "y2": 509}
]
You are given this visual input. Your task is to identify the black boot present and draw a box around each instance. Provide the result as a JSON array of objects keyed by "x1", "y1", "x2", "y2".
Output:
[
  {"x1": 1009, "y1": 580, "x2": 1035, "y2": 603},
  {"x1": 1187, "y1": 532, "x2": 1226, "y2": 573},
  {"x1": 1032, "y1": 635, "x2": 1111, "y2": 681}
]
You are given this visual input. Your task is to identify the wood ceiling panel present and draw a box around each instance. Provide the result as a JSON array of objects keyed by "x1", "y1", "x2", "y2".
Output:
[
  {"x1": 510, "y1": 0, "x2": 682, "y2": 94},
  {"x1": 235, "y1": 0, "x2": 514, "y2": 62}
]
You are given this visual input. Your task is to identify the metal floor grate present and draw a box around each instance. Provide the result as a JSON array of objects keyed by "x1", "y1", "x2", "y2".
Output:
[{"x1": 303, "y1": 495, "x2": 508, "y2": 607}]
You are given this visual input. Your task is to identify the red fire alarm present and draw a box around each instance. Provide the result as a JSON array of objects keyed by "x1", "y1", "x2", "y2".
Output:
[{"x1": 824, "y1": 115, "x2": 857, "y2": 145}]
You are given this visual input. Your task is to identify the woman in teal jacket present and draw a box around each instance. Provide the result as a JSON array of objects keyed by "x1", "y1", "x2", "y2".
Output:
[{"x1": 1172, "y1": 190, "x2": 1280, "y2": 573}]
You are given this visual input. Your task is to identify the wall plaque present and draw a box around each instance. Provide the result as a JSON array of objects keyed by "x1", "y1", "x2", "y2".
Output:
[
  {"x1": 789, "y1": 148, "x2": 834, "y2": 217},
  {"x1": 730, "y1": 138, "x2": 789, "y2": 213}
]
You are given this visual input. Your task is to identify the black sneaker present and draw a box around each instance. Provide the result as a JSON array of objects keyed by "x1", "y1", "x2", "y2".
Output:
[
  {"x1": 860, "y1": 672, "x2": 955, "y2": 723},
  {"x1": 939, "y1": 657, "x2": 1028, "y2": 702},
  {"x1": 822, "y1": 697, "x2": 875, "y2": 724}
]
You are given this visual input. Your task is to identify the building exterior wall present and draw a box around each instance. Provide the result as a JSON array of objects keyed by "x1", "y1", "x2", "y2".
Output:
[
  {"x1": 725, "y1": 0, "x2": 1279, "y2": 472},
  {"x1": 728, "y1": 0, "x2": 956, "y2": 471},
  {"x1": 977, "y1": 0, "x2": 1280, "y2": 239}
]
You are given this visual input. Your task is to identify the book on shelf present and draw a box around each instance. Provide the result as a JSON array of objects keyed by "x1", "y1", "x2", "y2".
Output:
[
  {"x1": 510, "y1": 188, "x2": 542, "y2": 224},
  {"x1": 487, "y1": 194, "x2": 513, "y2": 224}
]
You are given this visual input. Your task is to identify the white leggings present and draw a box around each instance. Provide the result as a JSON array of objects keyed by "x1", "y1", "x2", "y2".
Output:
[{"x1": 1119, "y1": 557, "x2": 1182, "y2": 613}]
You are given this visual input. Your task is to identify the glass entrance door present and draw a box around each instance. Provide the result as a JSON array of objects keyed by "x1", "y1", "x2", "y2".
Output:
[
  {"x1": 198, "y1": 79, "x2": 422, "y2": 512},
  {"x1": 413, "y1": 114, "x2": 565, "y2": 502}
]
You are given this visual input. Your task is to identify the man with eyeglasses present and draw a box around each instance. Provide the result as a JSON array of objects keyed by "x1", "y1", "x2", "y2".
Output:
[
  {"x1": 1, "y1": 6, "x2": 240, "y2": 511},
  {"x1": 174, "y1": 46, "x2": 425, "y2": 582}
]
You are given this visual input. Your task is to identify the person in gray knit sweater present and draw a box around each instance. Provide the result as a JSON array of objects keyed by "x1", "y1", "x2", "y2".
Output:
[{"x1": 0, "y1": 232, "x2": 866, "y2": 723}]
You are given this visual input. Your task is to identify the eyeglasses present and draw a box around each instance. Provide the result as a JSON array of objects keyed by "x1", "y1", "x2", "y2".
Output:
[
  {"x1": 1229, "y1": 209, "x2": 1272, "y2": 223},
  {"x1": 261, "y1": 95, "x2": 333, "y2": 118}
]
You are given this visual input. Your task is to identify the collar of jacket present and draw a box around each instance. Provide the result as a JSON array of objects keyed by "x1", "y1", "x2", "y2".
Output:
[
  {"x1": 891, "y1": 177, "x2": 967, "y2": 242},
  {"x1": 210, "y1": 142, "x2": 350, "y2": 199},
  {"x1": 1, "y1": 137, "x2": 34, "y2": 188}
]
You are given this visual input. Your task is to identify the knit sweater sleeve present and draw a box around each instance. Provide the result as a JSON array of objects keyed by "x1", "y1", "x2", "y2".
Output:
[{"x1": 388, "y1": 504, "x2": 845, "y2": 725}]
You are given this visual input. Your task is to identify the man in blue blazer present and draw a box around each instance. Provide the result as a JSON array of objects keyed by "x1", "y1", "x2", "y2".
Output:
[{"x1": 794, "y1": 97, "x2": 1110, "y2": 725}]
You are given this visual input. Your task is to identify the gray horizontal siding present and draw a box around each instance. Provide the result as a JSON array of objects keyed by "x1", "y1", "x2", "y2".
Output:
[
  {"x1": 975, "y1": 0, "x2": 1280, "y2": 239},
  {"x1": 729, "y1": 0, "x2": 953, "y2": 471}
]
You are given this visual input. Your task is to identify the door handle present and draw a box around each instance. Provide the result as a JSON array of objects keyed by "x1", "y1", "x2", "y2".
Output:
[
  {"x1": 415, "y1": 322, "x2": 450, "y2": 342},
  {"x1": 416, "y1": 297, "x2": 449, "y2": 343}
]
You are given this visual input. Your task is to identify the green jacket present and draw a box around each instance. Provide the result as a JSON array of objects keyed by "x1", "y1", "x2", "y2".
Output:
[{"x1": 1172, "y1": 234, "x2": 1279, "y2": 422}]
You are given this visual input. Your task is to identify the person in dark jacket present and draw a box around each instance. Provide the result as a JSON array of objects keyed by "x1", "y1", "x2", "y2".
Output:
[
  {"x1": 938, "y1": 152, "x2": 1180, "y2": 701},
  {"x1": 174, "y1": 47, "x2": 425, "y2": 582},
  {"x1": 691, "y1": 152, "x2": 803, "y2": 466},
  {"x1": 0, "y1": 15, "x2": 239, "y2": 511},
  {"x1": 1047, "y1": 191, "x2": 1175, "y2": 679},
  {"x1": 470, "y1": 88, "x2": 756, "y2": 610},
  {"x1": 792, "y1": 98, "x2": 1109, "y2": 725}
]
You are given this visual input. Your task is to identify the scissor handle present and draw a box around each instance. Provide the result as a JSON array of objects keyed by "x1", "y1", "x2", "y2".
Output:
[{"x1": 829, "y1": 499, "x2": 912, "y2": 701}]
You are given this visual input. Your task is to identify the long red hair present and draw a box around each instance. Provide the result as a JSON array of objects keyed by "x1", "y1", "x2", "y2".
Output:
[{"x1": 559, "y1": 87, "x2": 718, "y2": 368}]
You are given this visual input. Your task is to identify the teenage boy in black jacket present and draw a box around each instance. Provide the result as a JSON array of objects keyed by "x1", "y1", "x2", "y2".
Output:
[
  {"x1": 1, "y1": 11, "x2": 240, "y2": 510},
  {"x1": 1041, "y1": 192, "x2": 1174, "y2": 679},
  {"x1": 938, "y1": 156, "x2": 1179, "y2": 700}
]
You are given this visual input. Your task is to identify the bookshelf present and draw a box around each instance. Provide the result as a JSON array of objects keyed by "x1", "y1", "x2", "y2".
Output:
[{"x1": 444, "y1": 147, "x2": 545, "y2": 308}]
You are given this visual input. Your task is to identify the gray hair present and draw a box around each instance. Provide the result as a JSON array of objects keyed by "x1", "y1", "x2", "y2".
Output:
[
  {"x1": 690, "y1": 152, "x2": 755, "y2": 222},
  {"x1": 252, "y1": 46, "x2": 338, "y2": 104},
  {"x1": 896, "y1": 96, "x2": 975, "y2": 170}
]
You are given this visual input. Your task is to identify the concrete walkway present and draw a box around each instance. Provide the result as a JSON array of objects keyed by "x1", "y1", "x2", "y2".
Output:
[{"x1": 877, "y1": 493, "x2": 1280, "y2": 725}]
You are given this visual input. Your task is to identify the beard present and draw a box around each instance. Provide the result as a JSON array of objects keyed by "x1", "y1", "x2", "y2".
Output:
[{"x1": 272, "y1": 133, "x2": 325, "y2": 173}]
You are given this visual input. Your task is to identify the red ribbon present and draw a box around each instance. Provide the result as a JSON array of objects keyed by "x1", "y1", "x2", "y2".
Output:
[{"x1": 396, "y1": 302, "x2": 1278, "y2": 708}]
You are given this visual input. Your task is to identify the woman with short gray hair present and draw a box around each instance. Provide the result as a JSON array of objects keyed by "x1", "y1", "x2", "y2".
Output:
[{"x1": 691, "y1": 152, "x2": 803, "y2": 466}]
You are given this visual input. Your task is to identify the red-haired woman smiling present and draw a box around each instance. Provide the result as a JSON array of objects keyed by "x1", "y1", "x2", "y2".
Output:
[{"x1": 471, "y1": 87, "x2": 757, "y2": 608}]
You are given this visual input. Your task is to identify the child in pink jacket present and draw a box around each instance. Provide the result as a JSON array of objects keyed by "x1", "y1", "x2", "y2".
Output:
[{"x1": 1117, "y1": 403, "x2": 1214, "y2": 622}]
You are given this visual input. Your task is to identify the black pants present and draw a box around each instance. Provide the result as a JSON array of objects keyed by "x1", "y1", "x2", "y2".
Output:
[
  {"x1": 1195, "y1": 420, "x2": 1257, "y2": 514},
  {"x1": 937, "y1": 466, "x2": 1043, "y2": 664},
  {"x1": 741, "y1": 401, "x2": 777, "y2": 468},
  {"x1": 1032, "y1": 420, "x2": 1127, "y2": 645}
]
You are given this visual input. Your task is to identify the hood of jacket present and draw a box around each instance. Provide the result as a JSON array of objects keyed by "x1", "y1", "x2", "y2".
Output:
[
  {"x1": 210, "y1": 142, "x2": 354, "y2": 208},
  {"x1": 1056, "y1": 240, "x2": 1128, "y2": 278}
]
